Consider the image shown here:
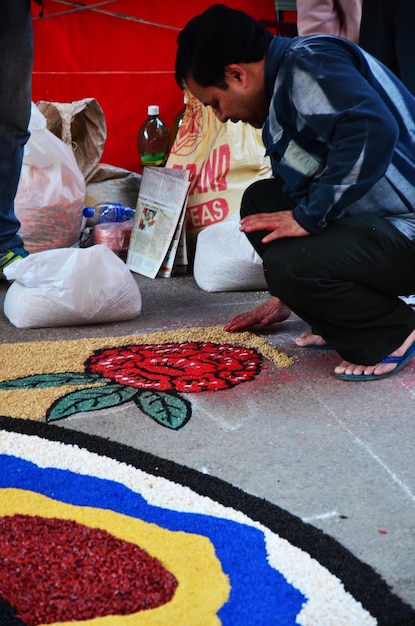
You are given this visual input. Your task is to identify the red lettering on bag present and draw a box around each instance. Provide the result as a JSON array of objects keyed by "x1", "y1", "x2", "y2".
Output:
[
  {"x1": 189, "y1": 144, "x2": 231, "y2": 195},
  {"x1": 212, "y1": 144, "x2": 230, "y2": 192},
  {"x1": 172, "y1": 163, "x2": 197, "y2": 184},
  {"x1": 187, "y1": 198, "x2": 229, "y2": 229},
  {"x1": 199, "y1": 149, "x2": 217, "y2": 194}
]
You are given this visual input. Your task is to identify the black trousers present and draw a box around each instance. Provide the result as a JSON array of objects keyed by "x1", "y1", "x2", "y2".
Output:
[{"x1": 241, "y1": 178, "x2": 415, "y2": 364}]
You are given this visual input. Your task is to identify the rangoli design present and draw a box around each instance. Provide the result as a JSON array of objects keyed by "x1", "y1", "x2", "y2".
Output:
[{"x1": 0, "y1": 341, "x2": 262, "y2": 430}]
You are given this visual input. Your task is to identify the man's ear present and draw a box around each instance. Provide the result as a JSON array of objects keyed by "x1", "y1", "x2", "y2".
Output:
[{"x1": 224, "y1": 64, "x2": 247, "y2": 85}]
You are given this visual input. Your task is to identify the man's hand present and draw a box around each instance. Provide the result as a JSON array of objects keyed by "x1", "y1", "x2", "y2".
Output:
[
  {"x1": 225, "y1": 296, "x2": 291, "y2": 332},
  {"x1": 240, "y1": 210, "x2": 309, "y2": 243}
]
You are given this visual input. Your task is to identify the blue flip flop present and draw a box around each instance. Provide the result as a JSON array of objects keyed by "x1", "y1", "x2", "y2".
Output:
[
  {"x1": 335, "y1": 341, "x2": 415, "y2": 381},
  {"x1": 304, "y1": 344, "x2": 333, "y2": 351}
]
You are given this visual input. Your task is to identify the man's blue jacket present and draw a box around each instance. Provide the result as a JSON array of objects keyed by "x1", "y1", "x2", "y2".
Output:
[{"x1": 263, "y1": 34, "x2": 415, "y2": 240}]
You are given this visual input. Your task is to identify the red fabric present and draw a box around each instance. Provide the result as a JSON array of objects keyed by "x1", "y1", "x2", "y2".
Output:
[{"x1": 32, "y1": 1, "x2": 277, "y2": 172}]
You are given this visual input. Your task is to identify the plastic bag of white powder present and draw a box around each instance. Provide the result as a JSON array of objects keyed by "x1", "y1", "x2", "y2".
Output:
[{"x1": 3, "y1": 245, "x2": 142, "y2": 328}]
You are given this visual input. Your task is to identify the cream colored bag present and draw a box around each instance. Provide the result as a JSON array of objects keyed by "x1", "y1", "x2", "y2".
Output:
[{"x1": 166, "y1": 92, "x2": 272, "y2": 257}]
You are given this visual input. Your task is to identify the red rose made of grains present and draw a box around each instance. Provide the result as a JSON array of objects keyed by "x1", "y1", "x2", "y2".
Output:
[{"x1": 85, "y1": 341, "x2": 262, "y2": 393}]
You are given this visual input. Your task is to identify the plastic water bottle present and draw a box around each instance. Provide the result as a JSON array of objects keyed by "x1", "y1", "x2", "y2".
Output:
[
  {"x1": 83, "y1": 202, "x2": 135, "y2": 226},
  {"x1": 137, "y1": 105, "x2": 170, "y2": 168}
]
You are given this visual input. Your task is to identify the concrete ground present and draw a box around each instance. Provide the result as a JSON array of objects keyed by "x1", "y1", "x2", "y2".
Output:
[{"x1": 1, "y1": 271, "x2": 414, "y2": 611}]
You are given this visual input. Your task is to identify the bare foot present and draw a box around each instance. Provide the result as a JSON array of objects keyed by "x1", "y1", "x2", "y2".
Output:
[
  {"x1": 295, "y1": 331, "x2": 327, "y2": 348},
  {"x1": 225, "y1": 296, "x2": 291, "y2": 332},
  {"x1": 334, "y1": 328, "x2": 415, "y2": 378}
]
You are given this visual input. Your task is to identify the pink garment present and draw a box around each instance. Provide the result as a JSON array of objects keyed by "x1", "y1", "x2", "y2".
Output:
[{"x1": 296, "y1": 0, "x2": 362, "y2": 43}]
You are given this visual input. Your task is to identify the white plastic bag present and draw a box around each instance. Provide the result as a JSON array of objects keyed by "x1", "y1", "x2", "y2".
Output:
[
  {"x1": 14, "y1": 103, "x2": 86, "y2": 253},
  {"x1": 193, "y1": 219, "x2": 268, "y2": 292},
  {"x1": 3, "y1": 245, "x2": 142, "y2": 328}
]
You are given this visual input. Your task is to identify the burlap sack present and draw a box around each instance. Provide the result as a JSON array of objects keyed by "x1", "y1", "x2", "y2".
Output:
[{"x1": 36, "y1": 97, "x2": 107, "y2": 182}]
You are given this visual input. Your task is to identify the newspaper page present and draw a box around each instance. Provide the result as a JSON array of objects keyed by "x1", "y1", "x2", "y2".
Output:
[
  {"x1": 126, "y1": 167, "x2": 190, "y2": 279},
  {"x1": 158, "y1": 206, "x2": 189, "y2": 278}
]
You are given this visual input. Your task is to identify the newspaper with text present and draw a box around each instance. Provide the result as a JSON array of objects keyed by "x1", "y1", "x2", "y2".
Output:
[{"x1": 126, "y1": 166, "x2": 190, "y2": 279}]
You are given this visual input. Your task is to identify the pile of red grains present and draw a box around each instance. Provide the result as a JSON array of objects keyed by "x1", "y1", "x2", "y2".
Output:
[{"x1": 0, "y1": 514, "x2": 178, "y2": 625}]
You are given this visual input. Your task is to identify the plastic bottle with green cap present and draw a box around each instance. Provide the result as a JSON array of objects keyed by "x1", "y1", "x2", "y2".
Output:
[{"x1": 137, "y1": 105, "x2": 170, "y2": 168}]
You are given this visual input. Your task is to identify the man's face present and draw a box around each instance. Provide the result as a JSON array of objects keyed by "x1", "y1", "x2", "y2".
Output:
[{"x1": 186, "y1": 66, "x2": 268, "y2": 129}]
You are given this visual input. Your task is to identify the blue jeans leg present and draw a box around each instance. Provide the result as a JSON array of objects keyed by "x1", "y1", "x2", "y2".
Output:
[{"x1": 0, "y1": 0, "x2": 33, "y2": 252}]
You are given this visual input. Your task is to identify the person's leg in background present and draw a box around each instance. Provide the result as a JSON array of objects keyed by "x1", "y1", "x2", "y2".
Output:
[
  {"x1": 0, "y1": 0, "x2": 33, "y2": 274},
  {"x1": 359, "y1": 0, "x2": 415, "y2": 96},
  {"x1": 390, "y1": 0, "x2": 415, "y2": 96},
  {"x1": 296, "y1": 0, "x2": 362, "y2": 43}
]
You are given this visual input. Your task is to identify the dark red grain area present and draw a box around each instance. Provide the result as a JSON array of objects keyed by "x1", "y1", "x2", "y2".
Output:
[{"x1": 0, "y1": 514, "x2": 178, "y2": 625}]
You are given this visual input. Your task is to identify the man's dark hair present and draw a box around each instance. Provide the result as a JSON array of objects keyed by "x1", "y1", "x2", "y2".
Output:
[{"x1": 175, "y1": 4, "x2": 272, "y2": 89}]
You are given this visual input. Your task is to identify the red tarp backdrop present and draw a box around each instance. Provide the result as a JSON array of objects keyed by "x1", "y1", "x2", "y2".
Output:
[{"x1": 31, "y1": 1, "x2": 278, "y2": 173}]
